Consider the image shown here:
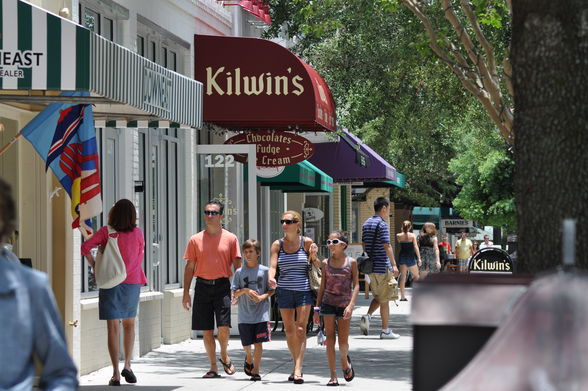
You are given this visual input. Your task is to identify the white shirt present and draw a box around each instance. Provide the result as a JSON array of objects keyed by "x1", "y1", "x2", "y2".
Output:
[{"x1": 479, "y1": 241, "x2": 494, "y2": 249}]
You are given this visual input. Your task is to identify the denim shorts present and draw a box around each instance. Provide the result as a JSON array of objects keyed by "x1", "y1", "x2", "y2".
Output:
[
  {"x1": 320, "y1": 302, "x2": 346, "y2": 319},
  {"x1": 276, "y1": 288, "x2": 313, "y2": 309}
]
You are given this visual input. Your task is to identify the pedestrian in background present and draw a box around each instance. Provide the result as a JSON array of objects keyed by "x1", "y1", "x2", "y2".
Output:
[
  {"x1": 82, "y1": 198, "x2": 147, "y2": 386},
  {"x1": 359, "y1": 197, "x2": 400, "y2": 339},
  {"x1": 0, "y1": 178, "x2": 78, "y2": 390},
  {"x1": 231, "y1": 239, "x2": 274, "y2": 381},
  {"x1": 268, "y1": 210, "x2": 318, "y2": 384},
  {"x1": 479, "y1": 234, "x2": 494, "y2": 249},
  {"x1": 396, "y1": 220, "x2": 420, "y2": 301},
  {"x1": 182, "y1": 200, "x2": 242, "y2": 378},
  {"x1": 455, "y1": 231, "x2": 474, "y2": 271},
  {"x1": 417, "y1": 222, "x2": 441, "y2": 279},
  {"x1": 472, "y1": 240, "x2": 480, "y2": 254},
  {"x1": 438, "y1": 233, "x2": 452, "y2": 271},
  {"x1": 314, "y1": 230, "x2": 359, "y2": 386}
]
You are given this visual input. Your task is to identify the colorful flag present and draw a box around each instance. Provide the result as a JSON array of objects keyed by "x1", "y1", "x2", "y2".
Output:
[{"x1": 21, "y1": 91, "x2": 102, "y2": 230}]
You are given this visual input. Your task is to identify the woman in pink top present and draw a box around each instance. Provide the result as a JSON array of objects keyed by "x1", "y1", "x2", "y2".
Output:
[{"x1": 81, "y1": 199, "x2": 147, "y2": 386}]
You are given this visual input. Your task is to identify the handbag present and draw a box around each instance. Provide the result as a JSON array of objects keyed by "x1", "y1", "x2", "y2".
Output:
[
  {"x1": 308, "y1": 261, "x2": 322, "y2": 293},
  {"x1": 357, "y1": 221, "x2": 382, "y2": 274},
  {"x1": 94, "y1": 226, "x2": 127, "y2": 289}
]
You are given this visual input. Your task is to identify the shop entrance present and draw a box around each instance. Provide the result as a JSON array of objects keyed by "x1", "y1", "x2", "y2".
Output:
[{"x1": 195, "y1": 145, "x2": 257, "y2": 242}]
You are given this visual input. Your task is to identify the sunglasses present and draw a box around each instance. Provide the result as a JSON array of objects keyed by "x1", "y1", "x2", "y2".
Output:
[
  {"x1": 326, "y1": 239, "x2": 345, "y2": 245},
  {"x1": 203, "y1": 210, "x2": 221, "y2": 216},
  {"x1": 280, "y1": 219, "x2": 298, "y2": 225}
]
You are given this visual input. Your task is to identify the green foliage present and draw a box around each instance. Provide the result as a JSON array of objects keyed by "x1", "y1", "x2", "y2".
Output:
[
  {"x1": 449, "y1": 110, "x2": 516, "y2": 229},
  {"x1": 266, "y1": 0, "x2": 514, "y2": 227}
]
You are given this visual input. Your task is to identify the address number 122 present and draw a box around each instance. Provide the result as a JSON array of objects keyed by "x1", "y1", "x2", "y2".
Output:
[{"x1": 204, "y1": 154, "x2": 235, "y2": 168}]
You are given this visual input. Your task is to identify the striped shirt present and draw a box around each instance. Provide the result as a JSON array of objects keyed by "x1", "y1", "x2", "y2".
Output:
[
  {"x1": 362, "y1": 216, "x2": 392, "y2": 274},
  {"x1": 277, "y1": 237, "x2": 310, "y2": 291}
]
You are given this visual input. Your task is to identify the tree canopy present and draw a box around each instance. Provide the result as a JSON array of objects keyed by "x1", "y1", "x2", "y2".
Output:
[{"x1": 266, "y1": 0, "x2": 514, "y2": 227}]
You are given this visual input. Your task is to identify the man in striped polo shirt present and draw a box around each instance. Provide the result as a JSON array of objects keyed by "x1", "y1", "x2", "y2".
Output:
[{"x1": 360, "y1": 197, "x2": 400, "y2": 339}]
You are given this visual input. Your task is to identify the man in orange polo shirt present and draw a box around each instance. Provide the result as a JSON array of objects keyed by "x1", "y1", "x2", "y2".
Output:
[{"x1": 182, "y1": 200, "x2": 242, "y2": 378}]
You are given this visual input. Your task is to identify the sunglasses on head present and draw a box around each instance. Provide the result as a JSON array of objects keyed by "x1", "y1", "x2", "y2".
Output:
[
  {"x1": 280, "y1": 219, "x2": 298, "y2": 225},
  {"x1": 326, "y1": 239, "x2": 345, "y2": 245},
  {"x1": 203, "y1": 210, "x2": 220, "y2": 216}
]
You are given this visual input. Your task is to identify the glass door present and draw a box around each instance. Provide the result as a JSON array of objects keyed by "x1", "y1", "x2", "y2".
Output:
[{"x1": 195, "y1": 144, "x2": 257, "y2": 244}]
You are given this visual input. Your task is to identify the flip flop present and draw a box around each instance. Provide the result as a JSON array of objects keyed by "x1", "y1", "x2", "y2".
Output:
[
  {"x1": 293, "y1": 374, "x2": 304, "y2": 384},
  {"x1": 327, "y1": 378, "x2": 339, "y2": 386},
  {"x1": 108, "y1": 378, "x2": 120, "y2": 386},
  {"x1": 288, "y1": 372, "x2": 302, "y2": 381},
  {"x1": 202, "y1": 371, "x2": 221, "y2": 378},
  {"x1": 343, "y1": 355, "x2": 355, "y2": 382},
  {"x1": 121, "y1": 368, "x2": 137, "y2": 383},
  {"x1": 219, "y1": 358, "x2": 236, "y2": 375},
  {"x1": 244, "y1": 359, "x2": 254, "y2": 376},
  {"x1": 250, "y1": 373, "x2": 262, "y2": 381}
]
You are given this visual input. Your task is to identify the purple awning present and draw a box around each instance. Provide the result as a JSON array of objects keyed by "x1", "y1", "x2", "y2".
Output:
[{"x1": 308, "y1": 129, "x2": 397, "y2": 183}]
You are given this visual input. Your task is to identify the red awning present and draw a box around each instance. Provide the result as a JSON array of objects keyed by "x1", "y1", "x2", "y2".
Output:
[{"x1": 194, "y1": 34, "x2": 337, "y2": 132}]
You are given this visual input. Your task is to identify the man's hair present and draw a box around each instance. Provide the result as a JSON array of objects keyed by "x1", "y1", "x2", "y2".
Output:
[
  {"x1": 484, "y1": 234, "x2": 490, "y2": 239},
  {"x1": 108, "y1": 199, "x2": 137, "y2": 232},
  {"x1": 373, "y1": 197, "x2": 389, "y2": 212},
  {"x1": 242, "y1": 239, "x2": 261, "y2": 254},
  {"x1": 0, "y1": 179, "x2": 16, "y2": 240},
  {"x1": 206, "y1": 200, "x2": 224, "y2": 215}
]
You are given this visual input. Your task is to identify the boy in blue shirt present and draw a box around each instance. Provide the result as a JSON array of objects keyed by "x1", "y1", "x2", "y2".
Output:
[{"x1": 231, "y1": 239, "x2": 275, "y2": 381}]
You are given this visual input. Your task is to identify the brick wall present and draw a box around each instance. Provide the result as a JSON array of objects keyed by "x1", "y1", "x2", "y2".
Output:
[
  {"x1": 138, "y1": 294, "x2": 163, "y2": 356},
  {"x1": 80, "y1": 304, "x2": 111, "y2": 375}
]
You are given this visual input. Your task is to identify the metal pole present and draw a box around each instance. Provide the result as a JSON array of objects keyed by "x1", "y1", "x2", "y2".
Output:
[{"x1": 562, "y1": 218, "x2": 576, "y2": 266}]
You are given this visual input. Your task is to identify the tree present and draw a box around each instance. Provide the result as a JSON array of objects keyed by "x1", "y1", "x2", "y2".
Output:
[
  {"x1": 512, "y1": 1, "x2": 588, "y2": 272},
  {"x1": 448, "y1": 106, "x2": 515, "y2": 230},
  {"x1": 395, "y1": 0, "x2": 514, "y2": 144}
]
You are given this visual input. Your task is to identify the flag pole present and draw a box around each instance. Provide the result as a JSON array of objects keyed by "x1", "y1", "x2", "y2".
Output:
[{"x1": 0, "y1": 132, "x2": 22, "y2": 157}]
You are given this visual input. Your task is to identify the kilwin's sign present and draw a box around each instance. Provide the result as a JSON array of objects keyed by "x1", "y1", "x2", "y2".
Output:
[
  {"x1": 224, "y1": 131, "x2": 314, "y2": 167},
  {"x1": 468, "y1": 248, "x2": 514, "y2": 274},
  {"x1": 195, "y1": 34, "x2": 336, "y2": 132}
]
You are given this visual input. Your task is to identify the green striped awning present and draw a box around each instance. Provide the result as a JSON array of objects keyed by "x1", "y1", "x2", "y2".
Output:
[
  {"x1": 258, "y1": 161, "x2": 333, "y2": 193},
  {"x1": 0, "y1": 0, "x2": 203, "y2": 128}
]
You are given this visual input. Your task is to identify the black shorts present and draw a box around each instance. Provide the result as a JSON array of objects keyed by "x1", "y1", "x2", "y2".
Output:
[
  {"x1": 192, "y1": 278, "x2": 231, "y2": 330},
  {"x1": 238, "y1": 322, "x2": 271, "y2": 346}
]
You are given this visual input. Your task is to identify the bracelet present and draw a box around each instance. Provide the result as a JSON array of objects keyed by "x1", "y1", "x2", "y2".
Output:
[{"x1": 313, "y1": 306, "x2": 320, "y2": 313}]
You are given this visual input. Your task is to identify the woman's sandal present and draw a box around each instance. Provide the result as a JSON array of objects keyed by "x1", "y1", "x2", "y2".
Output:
[
  {"x1": 343, "y1": 355, "x2": 355, "y2": 382},
  {"x1": 121, "y1": 368, "x2": 137, "y2": 383},
  {"x1": 202, "y1": 371, "x2": 221, "y2": 378},
  {"x1": 293, "y1": 374, "x2": 304, "y2": 384},
  {"x1": 108, "y1": 378, "x2": 120, "y2": 386},
  {"x1": 288, "y1": 372, "x2": 302, "y2": 381},
  {"x1": 250, "y1": 373, "x2": 262, "y2": 381},
  {"x1": 218, "y1": 358, "x2": 236, "y2": 375},
  {"x1": 327, "y1": 378, "x2": 339, "y2": 386},
  {"x1": 244, "y1": 359, "x2": 254, "y2": 376}
]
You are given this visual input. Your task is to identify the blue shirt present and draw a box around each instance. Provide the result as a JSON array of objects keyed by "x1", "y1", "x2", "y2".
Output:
[
  {"x1": 0, "y1": 249, "x2": 78, "y2": 391},
  {"x1": 232, "y1": 264, "x2": 272, "y2": 324},
  {"x1": 362, "y1": 216, "x2": 392, "y2": 274}
]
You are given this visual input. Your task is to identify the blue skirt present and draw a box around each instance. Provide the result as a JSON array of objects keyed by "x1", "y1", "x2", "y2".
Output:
[{"x1": 99, "y1": 283, "x2": 141, "y2": 320}]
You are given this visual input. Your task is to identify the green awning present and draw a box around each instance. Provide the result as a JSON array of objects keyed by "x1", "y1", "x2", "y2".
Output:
[
  {"x1": 258, "y1": 161, "x2": 333, "y2": 193},
  {"x1": 385, "y1": 172, "x2": 406, "y2": 189}
]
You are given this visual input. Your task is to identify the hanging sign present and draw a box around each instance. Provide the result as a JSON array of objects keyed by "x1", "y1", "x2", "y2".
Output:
[{"x1": 224, "y1": 130, "x2": 315, "y2": 167}]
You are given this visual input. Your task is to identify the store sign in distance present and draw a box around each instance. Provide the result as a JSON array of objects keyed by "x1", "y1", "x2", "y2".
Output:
[{"x1": 224, "y1": 130, "x2": 315, "y2": 167}]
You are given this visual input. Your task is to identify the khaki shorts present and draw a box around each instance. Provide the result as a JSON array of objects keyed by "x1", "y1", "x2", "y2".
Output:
[{"x1": 369, "y1": 271, "x2": 397, "y2": 302}]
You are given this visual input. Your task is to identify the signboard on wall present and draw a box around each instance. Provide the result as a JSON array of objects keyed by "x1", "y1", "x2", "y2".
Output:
[{"x1": 225, "y1": 130, "x2": 314, "y2": 167}]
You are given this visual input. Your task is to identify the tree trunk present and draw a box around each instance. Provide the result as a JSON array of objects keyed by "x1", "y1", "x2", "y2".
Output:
[{"x1": 512, "y1": 1, "x2": 588, "y2": 272}]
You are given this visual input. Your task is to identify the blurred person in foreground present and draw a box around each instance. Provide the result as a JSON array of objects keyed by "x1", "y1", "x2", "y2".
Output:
[{"x1": 0, "y1": 178, "x2": 78, "y2": 390}]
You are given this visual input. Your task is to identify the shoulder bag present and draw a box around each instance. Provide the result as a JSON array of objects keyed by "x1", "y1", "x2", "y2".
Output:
[
  {"x1": 94, "y1": 226, "x2": 127, "y2": 289},
  {"x1": 357, "y1": 221, "x2": 382, "y2": 274}
]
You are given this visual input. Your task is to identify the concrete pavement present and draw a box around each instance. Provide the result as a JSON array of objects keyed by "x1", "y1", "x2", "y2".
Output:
[{"x1": 79, "y1": 291, "x2": 413, "y2": 390}]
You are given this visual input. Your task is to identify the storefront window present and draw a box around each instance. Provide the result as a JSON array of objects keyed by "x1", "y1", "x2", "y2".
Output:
[{"x1": 303, "y1": 194, "x2": 330, "y2": 257}]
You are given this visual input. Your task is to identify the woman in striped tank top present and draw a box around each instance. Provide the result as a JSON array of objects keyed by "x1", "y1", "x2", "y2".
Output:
[
  {"x1": 313, "y1": 231, "x2": 359, "y2": 386},
  {"x1": 268, "y1": 210, "x2": 319, "y2": 384}
]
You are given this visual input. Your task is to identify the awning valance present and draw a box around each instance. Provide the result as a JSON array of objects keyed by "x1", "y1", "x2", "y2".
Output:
[
  {"x1": 309, "y1": 129, "x2": 398, "y2": 183},
  {"x1": 0, "y1": 0, "x2": 202, "y2": 128},
  {"x1": 258, "y1": 161, "x2": 333, "y2": 193},
  {"x1": 194, "y1": 34, "x2": 336, "y2": 132}
]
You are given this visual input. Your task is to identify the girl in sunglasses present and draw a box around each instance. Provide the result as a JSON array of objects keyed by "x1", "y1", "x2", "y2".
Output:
[
  {"x1": 313, "y1": 231, "x2": 360, "y2": 386},
  {"x1": 268, "y1": 210, "x2": 319, "y2": 384}
]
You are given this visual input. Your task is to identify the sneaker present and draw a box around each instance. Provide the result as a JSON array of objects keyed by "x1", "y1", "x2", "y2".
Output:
[
  {"x1": 380, "y1": 330, "x2": 400, "y2": 339},
  {"x1": 360, "y1": 314, "x2": 370, "y2": 336}
]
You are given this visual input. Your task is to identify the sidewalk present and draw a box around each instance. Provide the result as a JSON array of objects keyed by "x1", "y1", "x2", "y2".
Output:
[{"x1": 80, "y1": 291, "x2": 413, "y2": 390}]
